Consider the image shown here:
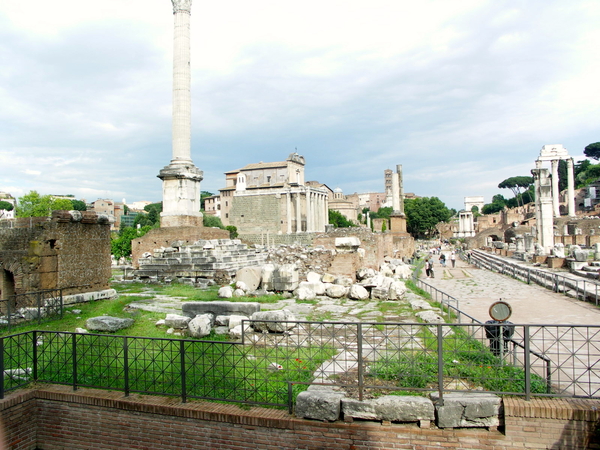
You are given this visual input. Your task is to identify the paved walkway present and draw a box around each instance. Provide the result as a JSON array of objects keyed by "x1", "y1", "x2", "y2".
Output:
[{"x1": 423, "y1": 254, "x2": 600, "y2": 325}]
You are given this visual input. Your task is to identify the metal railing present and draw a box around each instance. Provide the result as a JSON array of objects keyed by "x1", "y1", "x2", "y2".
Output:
[
  {"x1": 2, "y1": 321, "x2": 598, "y2": 409},
  {"x1": 0, "y1": 289, "x2": 63, "y2": 330},
  {"x1": 468, "y1": 250, "x2": 600, "y2": 306}
]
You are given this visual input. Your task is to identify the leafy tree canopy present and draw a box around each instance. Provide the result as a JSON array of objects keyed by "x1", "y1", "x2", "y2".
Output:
[
  {"x1": 328, "y1": 210, "x2": 355, "y2": 228},
  {"x1": 16, "y1": 191, "x2": 80, "y2": 217},
  {"x1": 111, "y1": 225, "x2": 153, "y2": 259},
  {"x1": 71, "y1": 199, "x2": 88, "y2": 211},
  {"x1": 498, "y1": 176, "x2": 533, "y2": 209},
  {"x1": 370, "y1": 206, "x2": 393, "y2": 220},
  {"x1": 0, "y1": 201, "x2": 14, "y2": 211},
  {"x1": 143, "y1": 202, "x2": 162, "y2": 225},
  {"x1": 584, "y1": 142, "x2": 600, "y2": 160},
  {"x1": 203, "y1": 214, "x2": 224, "y2": 228},
  {"x1": 404, "y1": 197, "x2": 452, "y2": 238}
]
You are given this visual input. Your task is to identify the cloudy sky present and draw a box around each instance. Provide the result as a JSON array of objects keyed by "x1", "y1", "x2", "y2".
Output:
[{"x1": 1, "y1": 0, "x2": 599, "y2": 210}]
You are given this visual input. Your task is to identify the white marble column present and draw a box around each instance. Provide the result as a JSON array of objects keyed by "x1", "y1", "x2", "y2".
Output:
[
  {"x1": 392, "y1": 172, "x2": 400, "y2": 213},
  {"x1": 306, "y1": 190, "x2": 313, "y2": 232},
  {"x1": 295, "y1": 192, "x2": 302, "y2": 232},
  {"x1": 551, "y1": 159, "x2": 560, "y2": 217},
  {"x1": 171, "y1": 0, "x2": 192, "y2": 164},
  {"x1": 397, "y1": 164, "x2": 405, "y2": 215},
  {"x1": 158, "y1": 0, "x2": 203, "y2": 227},
  {"x1": 567, "y1": 158, "x2": 576, "y2": 216},
  {"x1": 286, "y1": 191, "x2": 292, "y2": 234}
]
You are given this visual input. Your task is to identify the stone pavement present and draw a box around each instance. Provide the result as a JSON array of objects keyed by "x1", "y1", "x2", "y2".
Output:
[{"x1": 423, "y1": 255, "x2": 600, "y2": 325}]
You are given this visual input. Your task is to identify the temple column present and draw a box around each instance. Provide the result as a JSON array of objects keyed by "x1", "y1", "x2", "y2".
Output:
[
  {"x1": 567, "y1": 158, "x2": 576, "y2": 216},
  {"x1": 286, "y1": 191, "x2": 292, "y2": 234},
  {"x1": 295, "y1": 192, "x2": 302, "y2": 232},
  {"x1": 306, "y1": 190, "x2": 312, "y2": 232},
  {"x1": 551, "y1": 159, "x2": 560, "y2": 217}
]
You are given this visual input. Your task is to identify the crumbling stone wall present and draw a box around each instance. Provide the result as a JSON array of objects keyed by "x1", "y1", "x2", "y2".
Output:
[
  {"x1": 265, "y1": 245, "x2": 335, "y2": 280},
  {"x1": 0, "y1": 211, "x2": 111, "y2": 299},
  {"x1": 132, "y1": 226, "x2": 229, "y2": 269}
]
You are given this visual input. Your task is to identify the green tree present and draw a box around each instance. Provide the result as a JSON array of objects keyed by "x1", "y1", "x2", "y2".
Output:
[
  {"x1": 370, "y1": 206, "x2": 393, "y2": 220},
  {"x1": 17, "y1": 191, "x2": 53, "y2": 217},
  {"x1": 71, "y1": 200, "x2": 88, "y2": 211},
  {"x1": 203, "y1": 214, "x2": 224, "y2": 228},
  {"x1": 51, "y1": 198, "x2": 73, "y2": 211},
  {"x1": 482, "y1": 194, "x2": 507, "y2": 214},
  {"x1": 404, "y1": 197, "x2": 452, "y2": 237},
  {"x1": 226, "y1": 225, "x2": 238, "y2": 239},
  {"x1": 0, "y1": 201, "x2": 14, "y2": 212},
  {"x1": 498, "y1": 176, "x2": 534, "y2": 208},
  {"x1": 584, "y1": 142, "x2": 600, "y2": 160},
  {"x1": 143, "y1": 202, "x2": 163, "y2": 226},
  {"x1": 111, "y1": 226, "x2": 152, "y2": 259},
  {"x1": 328, "y1": 210, "x2": 355, "y2": 228}
]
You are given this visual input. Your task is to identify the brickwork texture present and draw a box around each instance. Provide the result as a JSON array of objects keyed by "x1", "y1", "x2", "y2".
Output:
[{"x1": 2, "y1": 387, "x2": 599, "y2": 450}]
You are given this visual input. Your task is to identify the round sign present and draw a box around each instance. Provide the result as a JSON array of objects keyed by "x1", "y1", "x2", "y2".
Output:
[{"x1": 489, "y1": 300, "x2": 512, "y2": 322}]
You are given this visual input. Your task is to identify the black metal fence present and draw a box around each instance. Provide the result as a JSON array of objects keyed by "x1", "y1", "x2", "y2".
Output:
[
  {"x1": 0, "y1": 289, "x2": 63, "y2": 330},
  {"x1": 469, "y1": 250, "x2": 600, "y2": 305},
  {"x1": 2, "y1": 321, "x2": 599, "y2": 409}
]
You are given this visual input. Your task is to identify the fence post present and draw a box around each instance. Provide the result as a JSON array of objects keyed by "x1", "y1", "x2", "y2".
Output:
[
  {"x1": 523, "y1": 325, "x2": 531, "y2": 401},
  {"x1": 288, "y1": 382, "x2": 294, "y2": 415},
  {"x1": 180, "y1": 340, "x2": 187, "y2": 403},
  {"x1": 60, "y1": 289, "x2": 64, "y2": 319},
  {"x1": 32, "y1": 331, "x2": 38, "y2": 382},
  {"x1": 37, "y1": 291, "x2": 42, "y2": 325},
  {"x1": 72, "y1": 333, "x2": 78, "y2": 391},
  {"x1": 357, "y1": 323, "x2": 364, "y2": 402},
  {"x1": 0, "y1": 338, "x2": 4, "y2": 399},
  {"x1": 436, "y1": 324, "x2": 444, "y2": 406},
  {"x1": 124, "y1": 337, "x2": 129, "y2": 397}
]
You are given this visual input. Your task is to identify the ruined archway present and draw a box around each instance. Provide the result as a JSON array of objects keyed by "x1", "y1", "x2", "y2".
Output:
[{"x1": 0, "y1": 268, "x2": 15, "y2": 314}]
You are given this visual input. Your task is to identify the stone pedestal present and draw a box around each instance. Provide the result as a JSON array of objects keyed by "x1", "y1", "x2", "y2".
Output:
[
  {"x1": 389, "y1": 214, "x2": 408, "y2": 234},
  {"x1": 158, "y1": 163, "x2": 204, "y2": 227}
]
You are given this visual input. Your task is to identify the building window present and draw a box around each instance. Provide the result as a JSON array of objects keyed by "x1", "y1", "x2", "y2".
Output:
[{"x1": 226, "y1": 213, "x2": 229, "y2": 218}]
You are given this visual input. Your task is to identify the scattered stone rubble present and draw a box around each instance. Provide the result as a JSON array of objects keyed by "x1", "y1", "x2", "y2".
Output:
[{"x1": 295, "y1": 388, "x2": 501, "y2": 429}]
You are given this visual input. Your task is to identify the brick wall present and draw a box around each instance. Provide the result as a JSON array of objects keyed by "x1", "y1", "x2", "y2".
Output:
[
  {"x1": 0, "y1": 213, "x2": 111, "y2": 297},
  {"x1": 131, "y1": 226, "x2": 229, "y2": 269},
  {"x1": 1, "y1": 387, "x2": 599, "y2": 450}
]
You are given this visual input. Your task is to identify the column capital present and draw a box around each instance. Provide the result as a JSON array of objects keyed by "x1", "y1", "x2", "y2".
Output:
[{"x1": 172, "y1": 0, "x2": 192, "y2": 14}]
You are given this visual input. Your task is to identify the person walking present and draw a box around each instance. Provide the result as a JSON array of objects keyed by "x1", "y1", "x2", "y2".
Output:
[{"x1": 450, "y1": 252, "x2": 456, "y2": 268}]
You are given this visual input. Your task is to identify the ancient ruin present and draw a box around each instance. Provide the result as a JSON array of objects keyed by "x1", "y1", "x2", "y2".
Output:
[{"x1": 0, "y1": 211, "x2": 114, "y2": 309}]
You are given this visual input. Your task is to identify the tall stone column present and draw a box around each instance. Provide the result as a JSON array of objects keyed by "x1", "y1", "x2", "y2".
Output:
[
  {"x1": 567, "y1": 158, "x2": 576, "y2": 216},
  {"x1": 295, "y1": 192, "x2": 302, "y2": 232},
  {"x1": 392, "y1": 173, "x2": 400, "y2": 213},
  {"x1": 551, "y1": 159, "x2": 560, "y2": 217},
  {"x1": 158, "y1": 0, "x2": 204, "y2": 228},
  {"x1": 306, "y1": 190, "x2": 313, "y2": 232},
  {"x1": 286, "y1": 191, "x2": 292, "y2": 234},
  {"x1": 532, "y1": 167, "x2": 554, "y2": 254},
  {"x1": 397, "y1": 164, "x2": 405, "y2": 215}
]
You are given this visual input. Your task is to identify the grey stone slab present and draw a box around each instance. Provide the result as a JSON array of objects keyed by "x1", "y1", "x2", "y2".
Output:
[
  {"x1": 296, "y1": 390, "x2": 345, "y2": 421},
  {"x1": 430, "y1": 392, "x2": 501, "y2": 428},
  {"x1": 182, "y1": 301, "x2": 260, "y2": 318}
]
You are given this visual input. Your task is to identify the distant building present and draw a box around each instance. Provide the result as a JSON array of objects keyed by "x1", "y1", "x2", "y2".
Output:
[
  {"x1": 328, "y1": 187, "x2": 358, "y2": 223},
  {"x1": 0, "y1": 192, "x2": 16, "y2": 220},
  {"x1": 465, "y1": 196, "x2": 485, "y2": 214},
  {"x1": 127, "y1": 201, "x2": 153, "y2": 212},
  {"x1": 203, "y1": 195, "x2": 221, "y2": 217},
  {"x1": 219, "y1": 153, "x2": 329, "y2": 235},
  {"x1": 89, "y1": 199, "x2": 124, "y2": 230}
]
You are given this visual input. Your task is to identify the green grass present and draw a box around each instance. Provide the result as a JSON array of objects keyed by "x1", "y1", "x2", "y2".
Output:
[
  {"x1": 2, "y1": 330, "x2": 336, "y2": 407},
  {"x1": 368, "y1": 326, "x2": 550, "y2": 395}
]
